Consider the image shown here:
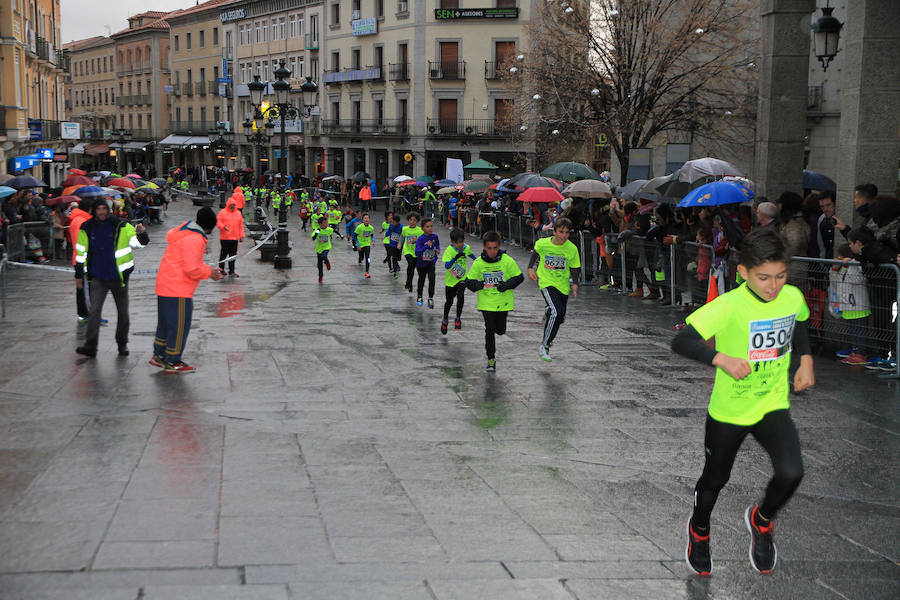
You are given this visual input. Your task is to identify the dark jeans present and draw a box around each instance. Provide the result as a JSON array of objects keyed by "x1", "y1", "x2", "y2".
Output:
[
  {"x1": 481, "y1": 310, "x2": 509, "y2": 359},
  {"x1": 416, "y1": 262, "x2": 436, "y2": 298},
  {"x1": 219, "y1": 240, "x2": 238, "y2": 275},
  {"x1": 387, "y1": 246, "x2": 401, "y2": 272},
  {"x1": 76, "y1": 280, "x2": 90, "y2": 318},
  {"x1": 317, "y1": 250, "x2": 331, "y2": 277},
  {"x1": 84, "y1": 279, "x2": 129, "y2": 350},
  {"x1": 540, "y1": 285, "x2": 568, "y2": 347},
  {"x1": 443, "y1": 282, "x2": 466, "y2": 320},
  {"x1": 692, "y1": 409, "x2": 804, "y2": 529},
  {"x1": 153, "y1": 296, "x2": 193, "y2": 364}
]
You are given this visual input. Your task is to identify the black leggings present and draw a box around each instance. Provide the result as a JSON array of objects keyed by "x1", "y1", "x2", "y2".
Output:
[
  {"x1": 219, "y1": 240, "x2": 238, "y2": 275},
  {"x1": 416, "y1": 262, "x2": 436, "y2": 298},
  {"x1": 540, "y1": 285, "x2": 568, "y2": 347},
  {"x1": 388, "y1": 246, "x2": 401, "y2": 272},
  {"x1": 405, "y1": 254, "x2": 417, "y2": 288},
  {"x1": 692, "y1": 409, "x2": 804, "y2": 529},
  {"x1": 443, "y1": 282, "x2": 465, "y2": 320},
  {"x1": 316, "y1": 250, "x2": 330, "y2": 277},
  {"x1": 481, "y1": 310, "x2": 509, "y2": 359},
  {"x1": 358, "y1": 245, "x2": 371, "y2": 272}
]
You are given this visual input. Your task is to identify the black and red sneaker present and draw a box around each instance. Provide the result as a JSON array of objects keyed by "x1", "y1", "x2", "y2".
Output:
[
  {"x1": 441, "y1": 319, "x2": 448, "y2": 335},
  {"x1": 325, "y1": 260, "x2": 331, "y2": 271},
  {"x1": 454, "y1": 318, "x2": 461, "y2": 330},
  {"x1": 149, "y1": 354, "x2": 166, "y2": 369},
  {"x1": 685, "y1": 516, "x2": 712, "y2": 576},
  {"x1": 164, "y1": 361, "x2": 196, "y2": 374},
  {"x1": 745, "y1": 505, "x2": 777, "y2": 574}
]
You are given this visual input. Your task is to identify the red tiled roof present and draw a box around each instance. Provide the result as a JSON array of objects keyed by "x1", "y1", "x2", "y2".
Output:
[
  {"x1": 111, "y1": 14, "x2": 173, "y2": 38},
  {"x1": 167, "y1": 0, "x2": 244, "y2": 21},
  {"x1": 63, "y1": 36, "x2": 113, "y2": 51}
]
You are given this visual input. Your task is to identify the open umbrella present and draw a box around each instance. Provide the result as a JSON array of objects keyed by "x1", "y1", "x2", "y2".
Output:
[
  {"x1": 436, "y1": 187, "x2": 456, "y2": 195},
  {"x1": 44, "y1": 195, "x2": 81, "y2": 208},
  {"x1": 505, "y1": 172, "x2": 558, "y2": 190},
  {"x1": 0, "y1": 186, "x2": 19, "y2": 199},
  {"x1": 351, "y1": 171, "x2": 370, "y2": 182},
  {"x1": 72, "y1": 185, "x2": 107, "y2": 198},
  {"x1": 102, "y1": 188, "x2": 125, "y2": 198},
  {"x1": 462, "y1": 179, "x2": 490, "y2": 193},
  {"x1": 434, "y1": 179, "x2": 457, "y2": 187},
  {"x1": 67, "y1": 168, "x2": 87, "y2": 176},
  {"x1": 125, "y1": 173, "x2": 142, "y2": 179},
  {"x1": 393, "y1": 175, "x2": 413, "y2": 183},
  {"x1": 61, "y1": 174, "x2": 95, "y2": 188},
  {"x1": 396, "y1": 180, "x2": 418, "y2": 187},
  {"x1": 618, "y1": 179, "x2": 649, "y2": 200},
  {"x1": 150, "y1": 178, "x2": 168, "y2": 186},
  {"x1": 107, "y1": 177, "x2": 137, "y2": 189},
  {"x1": 802, "y1": 170, "x2": 836, "y2": 191},
  {"x1": 638, "y1": 172, "x2": 692, "y2": 201},
  {"x1": 518, "y1": 187, "x2": 565, "y2": 204},
  {"x1": 678, "y1": 180, "x2": 754, "y2": 208},
  {"x1": 416, "y1": 176, "x2": 435, "y2": 185},
  {"x1": 322, "y1": 174, "x2": 344, "y2": 182},
  {"x1": 678, "y1": 158, "x2": 744, "y2": 183},
  {"x1": 3, "y1": 175, "x2": 47, "y2": 189},
  {"x1": 541, "y1": 161, "x2": 602, "y2": 182},
  {"x1": 563, "y1": 179, "x2": 612, "y2": 199},
  {"x1": 63, "y1": 184, "x2": 88, "y2": 196},
  {"x1": 136, "y1": 182, "x2": 160, "y2": 192}
]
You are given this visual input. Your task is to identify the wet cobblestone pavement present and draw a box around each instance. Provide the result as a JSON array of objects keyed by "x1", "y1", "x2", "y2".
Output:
[{"x1": 0, "y1": 199, "x2": 898, "y2": 599}]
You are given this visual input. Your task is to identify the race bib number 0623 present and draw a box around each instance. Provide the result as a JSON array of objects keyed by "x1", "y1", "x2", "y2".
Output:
[
  {"x1": 543, "y1": 255, "x2": 566, "y2": 270},
  {"x1": 748, "y1": 315, "x2": 796, "y2": 362}
]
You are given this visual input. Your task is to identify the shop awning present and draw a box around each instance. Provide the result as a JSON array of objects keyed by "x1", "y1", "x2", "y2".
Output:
[
  {"x1": 70, "y1": 142, "x2": 89, "y2": 155},
  {"x1": 110, "y1": 141, "x2": 153, "y2": 151},
  {"x1": 159, "y1": 135, "x2": 192, "y2": 147},
  {"x1": 183, "y1": 136, "x2": 211, "y2": 147},
  {"x1": 84, "y1": 143, "x2": 109, "y2": 156}
]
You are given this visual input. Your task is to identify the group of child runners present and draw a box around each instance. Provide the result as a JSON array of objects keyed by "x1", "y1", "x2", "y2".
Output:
[{"x1": 293, "y1": 192, "x2": 816, "y2": 578}]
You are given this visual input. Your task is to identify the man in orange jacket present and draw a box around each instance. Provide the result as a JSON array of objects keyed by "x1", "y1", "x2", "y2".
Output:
[
  {"x1": 68, "y1": 198, "x2": 94, "y2": 321},
  {"x1": 216, "y1": 198, "x2": 245, "y2": 277},
  {"x1": 150, "y1": 207, "x2": 225, "y2": 374}
]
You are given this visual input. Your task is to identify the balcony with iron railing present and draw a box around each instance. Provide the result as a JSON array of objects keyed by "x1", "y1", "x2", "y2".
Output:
[
  {"x1": 183, "y1": 84, "x2": 194, "y2": 97},
  {"x1": 366, "y1": 65, "x2": 384, "y2": 82},
  {"x1": 304, "y1": 33, "x2": 319, "y2": 50},
  {"x1": 428, "y1": 61, "x2": 466, "y2": 81},
  {"x1": 57, "y1": 51, "x2": 70, "y2": 72},
  {"x1": 196, "y1": 82, "x2": 207, "y2": 96},
  {"x1": 321, "y1": 119, "x2": 408, "y2": 137},
  {"x1": 426, "y1": 118, "x2": 511, "y2": 137},
  {"x1": 389, "y1": 62, "x2": 409, "y2": 82},
  {"x1": 485, "y1": 61, "x2": 510, "y2": 80},
  {"x1": 170, "y1": 83, "x2": 181, "y2": 96},
  {"x1": 223, "y1": 45, "x2": 233, "y2": 60},
  {"x1": 36, "y1": 36, "x2": 49, "y2": 61},
  {"x1": 168, "y1": 120, "x2": 219, "y2": 135}
]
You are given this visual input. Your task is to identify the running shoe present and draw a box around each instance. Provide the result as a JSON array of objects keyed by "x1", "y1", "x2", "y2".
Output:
[
  {"x1": 393, "y1": 272, "x2": 399, "y2": 279},
  {"x1": 441, "y1": 319, "x2": 448, "y2": 335},
  {"x1": 685, "y1": 516, "x2": 712, "y2": 576},
  {"x1": 75, "y1": 345, "x2": 97, "y2": 358},
  {"x1": 364, "y1": 272, "x2": 371, "y2": 279},
  {"x1": 744, "y1": 505, "x2": 776, "y2": 574},
  {"x1": 865, "y1": 356, "x2": 886, "y2": 370},
  {"x1": 835, "y1": 348, "x2": 852, "y2": 359},
  {"x1": 100, "y1": 318, "x2": 109, "y2": 326},
  {"x1": 879, "y1": 357, "x2": 897, "y2": 372},
  {"x1": 840, "y1": 353, "x2": 867, "y2": 366},
  {"x1": 318, "y1": 276, "x2": 323, "y2": 284},
  {"x1": 454, "y1": 318, "x2": 461, "y2": 330},
  {"x1": 598, "y1": 283, "x2": 613, "y2": 290},
  {"x1": 417, "y1": 297, "x2": 423, "y2": 307},
  {"x1": 486, "y1": 358, "x2": 496, "y2": 372},
  {"x1": 539, "y1": 345, "x2": 552, "y2": 362},
  {"x1": 325, "y1": 260, "x2": 331, "y2": 271},
  {"x1": 427, "y1": 298, "x2": 434, "y2": 309},
  {"x1": 77, "y1": 316, "x2": 87, "y2": 323},
  {"x1": 148, "y1": 355, "x2": 166, "y2": 369},
  {"x1": 164, "y1": 361, "x2": 196, "y2": 374},
  {"x1": 118, "y1": 345, "x2": 129, "y2": 357}
]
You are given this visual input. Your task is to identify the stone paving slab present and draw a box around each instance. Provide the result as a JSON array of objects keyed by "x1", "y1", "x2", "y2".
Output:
[{"x1": 0, "y1": 198, "x2": 898, "y2": 598}]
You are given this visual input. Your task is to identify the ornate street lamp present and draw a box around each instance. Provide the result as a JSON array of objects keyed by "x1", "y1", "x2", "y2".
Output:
[
  {"x1": 811, "y1": 5, "x2": 842, "y2": 72},
  {"x1": 113, "y1": 129, "x2": 132, "y2": 173},
  {"x1": 243, "y1": 114, "x2": 270, "y2": 216}
]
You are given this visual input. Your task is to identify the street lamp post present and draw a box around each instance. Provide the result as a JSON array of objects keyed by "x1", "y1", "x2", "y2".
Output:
[
  {"x1": 209, "y1": 124, "x2": 236, "y2": 207},
  {"x1": 246, "y1": 64, "x2": 318, "y2": 269},
  {"x1": 113, "y1": 129, "x2": 132, "y2": 173},
  {"x1": 243, "y1": 116, "x2": 269, "y2": 217}
]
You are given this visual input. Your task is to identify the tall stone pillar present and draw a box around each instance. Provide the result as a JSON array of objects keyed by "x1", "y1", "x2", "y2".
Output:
[
  {"x1": 836, "y1": 0, "x2": 900, "y2": 220},
  {"x1": 388, "y1": 149, "x2": 400, "y2": 179},
  {"x1": 754, "y1": 0, "x2": 815, "y2": 199}
]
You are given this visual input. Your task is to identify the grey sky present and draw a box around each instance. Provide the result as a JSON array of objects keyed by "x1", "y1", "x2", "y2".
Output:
[{"x1": 61, "y1": 0, "x2": 187, "y2": 44}]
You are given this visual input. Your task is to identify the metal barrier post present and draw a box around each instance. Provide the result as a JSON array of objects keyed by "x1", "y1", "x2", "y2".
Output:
[
  {"x1": 578, "y1": 231, "x2": 588, "y2": 285},
  {"x1": 0, "y1": 244, "x2": 6, "y2": 319},
  {"x1": 882, "y1": 263, "x2": 900, "y2": 379},
  {"x1": 669, "y1": 243, "x2": 677, "y2": 306},
  {"x1": 619, "y1": 238, "x2": 628, "y2": 294}
]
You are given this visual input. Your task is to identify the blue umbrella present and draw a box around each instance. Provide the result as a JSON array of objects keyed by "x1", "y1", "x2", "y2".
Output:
[
  {"x1": 678, "y1": 180, "x2": 754, "y2": 208},
  {"x1": 72, "y1": 185, "x2": 106, "y2": 197},
  {"x1": 0, "y1": 186, "x2": 17, "y2": 198},
  {"x1": 434, "y1": 179, "x2": 457, "y2": 187},
  {"x1": 3, "y1": 175, "x2": 47, "y2": 189},
  {"x1": 802, "y1": 169, "x2": 836, "y2": 191}
]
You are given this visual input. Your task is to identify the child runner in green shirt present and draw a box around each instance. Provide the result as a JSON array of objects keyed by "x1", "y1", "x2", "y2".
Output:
[
  {"x1": 466, "y1": 231, "x2": 524, "y2": 371},
  {"x1": 311, "y1": 216, "x2": 334, "y2": 284},
  {"x1": 672, "y1": 228, "x2": 815, "y2": 577},
  {"x1": 327, "y1": 206, "x2": 344, "y2": 238},
  {"x1": 441, "y1": 228, "x2": 478, "y2": 334},
  {"x1": 381, "y1": 211, "x2": 393, "y2": 270},
  {"x1": 401, "y1": 212, "x2": 423, "y2": 293},
  {"x1": 527, "y1": 217, "x2": 581, "y2": 362},
  {"x1": 354, "y1": 213, "x2": 375, "y2": 278}
]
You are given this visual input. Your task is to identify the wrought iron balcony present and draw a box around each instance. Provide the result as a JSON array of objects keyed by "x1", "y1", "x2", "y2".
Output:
[
  {"x1": 304, "y1": 33, "x2": 318, "y2": 50},
  {"x1": 428, "y1": 61, "x2": 466, "y2": 80},
  {"x1": 168, "y1": 120, "x2": 219, "y2": 135},
  {"x1": 426, "y1": 118, "x2": 511, "y2": 137},
  {"x1": 321, "y1": 119, "x2": 408, "y2": 137},
  {"x1": 389, "y1": 63, "x2": 409, "y2": 81}
]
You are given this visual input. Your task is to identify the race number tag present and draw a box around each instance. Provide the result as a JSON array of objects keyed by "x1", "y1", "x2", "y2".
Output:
[
  {"x1": 450, "y1": 262, "x2": 466, "y2": 278},
  {"x1": 543, "y1": 255, "x2": 566, "y2": 270},
  {"x1": 483, "y1": 270, "x2": 505, "y2": 288},
  {"x1": 748, "y1": 315, "x2": 796, "y2": 362},
  {"x1": 318, "y1": 234, "x2": 330, "y2": 245},
  {"x1": 359, "y1": 231, "x2": 371, "y2": 239},
  {"x1": 422, "y1": 249, "x2": 436, "y2": 260},
  {"x1": 405, "y1": 235, "x2": 418, "y2": 246},
  {"x1": 390, "y1": 232, "x2": 401, "y2": 242}
]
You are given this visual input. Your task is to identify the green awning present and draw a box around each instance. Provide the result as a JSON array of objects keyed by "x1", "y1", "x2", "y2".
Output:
[{"x1": 463, "y1": 158, "x2": 499, "y2": 170}]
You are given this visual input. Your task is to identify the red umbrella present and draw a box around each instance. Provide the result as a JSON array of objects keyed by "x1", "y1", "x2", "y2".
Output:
[
  {"x1": 107, "y1": 177, "x2": 137, "y2": 189},
  {"x1": 396, "y1": 180, "x2": 418, "y2": 187},
  {"x1": 487, "y1": 183, "x2": 499, "y2": 190},
  {"x1": 67, "y1": 168, "x2": 87, "y2": 176},
  {"x1": 61, "y1": 175, "x2": 95, "y2": 187},
  {"x1": 62, "y1": 184, "x2": 88, "y2": 196},
  {"x1": 517, "y1": 187, "x2": 564, "y2": 204},
  {"x1": 44, "y1": 195, "x2": 81, "y2": 208},
  {"x1": 125, "y1": 174, "x2": 142, "y2": 179}
]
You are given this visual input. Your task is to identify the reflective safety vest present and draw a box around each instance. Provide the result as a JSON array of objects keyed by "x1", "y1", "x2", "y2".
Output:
[{"x1": 75, "y1": 218, "x2": 144, "y2": 286}]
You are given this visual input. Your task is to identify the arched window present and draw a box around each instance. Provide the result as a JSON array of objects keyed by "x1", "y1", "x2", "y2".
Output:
[
  {"x1": 126, "y1": 49, "x2": 132, "y2": 67},
  {"x1": 135, "y1": 47, "x2": 142, "y2": 65}
]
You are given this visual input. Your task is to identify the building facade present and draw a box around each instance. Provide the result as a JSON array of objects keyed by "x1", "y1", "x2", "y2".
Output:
[
  {"x1": 1, "y1": 0, "x2": 70, "y2": 183},
  {"x1": 64, "y1": 36, "x2": 116, "y2": 166}
]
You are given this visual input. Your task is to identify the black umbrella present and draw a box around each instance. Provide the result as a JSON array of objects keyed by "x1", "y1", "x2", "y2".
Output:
[
  {"x1": 351, "y1": 171, "x2": 370, "y2": 182},
  {"x1": 150, "y1": 178, "x2": 168, "y2": 186},
  {"x1": 505, "y1": 172, "x2": 560, "y2": 190},
  {"x1": 3, "y1": 175, "x2": 47, "y2": 189}
]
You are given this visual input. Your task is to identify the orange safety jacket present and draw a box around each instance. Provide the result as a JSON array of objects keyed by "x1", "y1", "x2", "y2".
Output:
[{"x1": 155, "y1": 221, "x2": 213, "y2": 298}]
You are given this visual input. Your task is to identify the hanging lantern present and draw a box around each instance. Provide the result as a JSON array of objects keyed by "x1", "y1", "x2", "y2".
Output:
[{"x1": 811, "y1": 6, "x2": 842, "y2": 71}]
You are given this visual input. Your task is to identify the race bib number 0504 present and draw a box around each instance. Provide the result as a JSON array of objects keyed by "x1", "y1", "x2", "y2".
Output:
[{"x1": 748, "y1": 315, "x2": 796, "y2": 362}]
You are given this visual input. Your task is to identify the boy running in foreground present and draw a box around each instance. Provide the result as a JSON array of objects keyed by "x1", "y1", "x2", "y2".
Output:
[
  {"x1": 311, "y1": 216, "x2": 334, "y2": 284},
  {"x1": 441, "y1": 227, "x2": 478, "y2": 334},
  {"x1": 355, "y1": 213, "x2": 374, "y2": 278},
  {"x1": 672, "y1": 228, "x2": 814, "y2": 576},
  {"x1": 527, "y1": 217, "x2": 580, "y2": 361},
  {"x1": 466, "y1": 231, "x2": 524, "y2": 371}
]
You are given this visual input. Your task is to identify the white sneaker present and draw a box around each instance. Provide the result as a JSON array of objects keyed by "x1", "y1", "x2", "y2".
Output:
[{"x1": 539, "y1": 345, "x2": 552, "y2": 362}]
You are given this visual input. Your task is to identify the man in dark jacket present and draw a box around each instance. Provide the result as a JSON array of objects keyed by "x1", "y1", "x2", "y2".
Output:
[{"x1": 75, "y1": 199, "x2": 149, "y2": 358}]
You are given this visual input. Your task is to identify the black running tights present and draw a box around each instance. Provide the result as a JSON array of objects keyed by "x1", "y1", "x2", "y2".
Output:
[
  {"x1": 416, "y1": 263, "x2": 436, "y2": 298},
  {"x1": 443, "y1": 282, "x2": 465, "y2": 320},
  {"x1": 481, "y1": 310, "x2": 508, "y2": 359},
  {"x1": 358, "y1": 246, "x2": 371, "y2": 272},
  {"x1": 692, "y1": 409, "x2": 804, "y2": 529},
  {"x1": 405, "y1": 254, "x2": 417, "y2": 288}
]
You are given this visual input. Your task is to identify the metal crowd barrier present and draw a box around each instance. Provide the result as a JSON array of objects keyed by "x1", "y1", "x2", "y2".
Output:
[
  {"x1": 4, "y1": 222, "x2": 56, "y2": 262},
  {"x1": 0, "y1": 243, "x2": 7, "y2": 319}
]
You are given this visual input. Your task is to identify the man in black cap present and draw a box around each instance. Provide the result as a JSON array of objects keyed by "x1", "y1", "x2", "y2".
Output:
[{"x1": 75, "y1": 199, "x2": 149, "y2": 357}]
